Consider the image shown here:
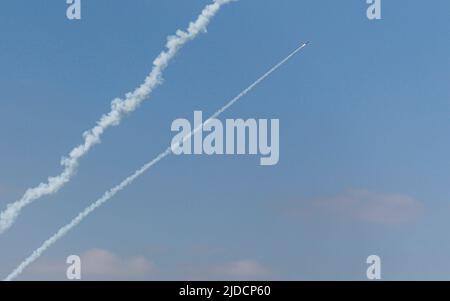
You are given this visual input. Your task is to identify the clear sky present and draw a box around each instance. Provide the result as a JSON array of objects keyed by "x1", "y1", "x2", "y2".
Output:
[{"x1": 0, "y1": 0, "x2": 449, "y2": 280}]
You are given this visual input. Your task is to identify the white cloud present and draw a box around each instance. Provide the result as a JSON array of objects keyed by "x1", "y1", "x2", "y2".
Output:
[
  {"x1": 210, "y1": 260, "x2": 271, "y2": 279},
  {"x1": 286, "y1": 189, "x2": 424, "y2": 225},
  {"x1": 80, "y1": 249, "x2": 155, "y2": 278},
  {"x1": 24, "y1": 248, "x2": 156, "y2": 280},
  {"x1": 175, "y1": 259, "x2": 272, "y2": 280}
]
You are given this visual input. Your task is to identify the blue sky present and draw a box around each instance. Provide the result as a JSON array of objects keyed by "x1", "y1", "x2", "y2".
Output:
[{"x1": 0, "y1": 0, "x2": 449, "y2": 280}]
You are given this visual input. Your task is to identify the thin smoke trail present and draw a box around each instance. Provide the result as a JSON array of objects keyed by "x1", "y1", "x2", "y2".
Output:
[
  {"x1": 0, "y1": 0, "x2": 234, "y2": 235},
  {"x1": 4, "y1": 43, "x2": 309, "y2": 281}
]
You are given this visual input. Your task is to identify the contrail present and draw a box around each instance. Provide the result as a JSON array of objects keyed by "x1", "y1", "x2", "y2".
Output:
[
  {"x1": 4, "y1": 42, "x2": 309, "y2": 281},
  {"x1": 0, "y1": 0, "x2": 234, "y2": 235}
]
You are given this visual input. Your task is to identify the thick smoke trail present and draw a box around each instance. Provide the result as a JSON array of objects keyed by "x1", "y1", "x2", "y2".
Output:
[
  {"x1": 4, "y1": 43, "x2": 309, "y2": 281},
  {"x1": 0, "y1": 0, "x2": 234, "y2": 235}
]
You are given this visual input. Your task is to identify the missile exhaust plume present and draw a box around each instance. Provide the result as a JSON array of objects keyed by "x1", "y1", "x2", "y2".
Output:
[
  {"x1": 4, "y1": 42, "x2": 309, "y2": 281},
  {"x1": 0, "y1": 0, "x2": 234, "y2": 235}
]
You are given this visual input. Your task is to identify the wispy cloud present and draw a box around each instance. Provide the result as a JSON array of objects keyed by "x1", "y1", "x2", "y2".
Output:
[
  {"x1": 209, "y1": 260, "x2": 271, "y2": 279},
  {"x1": 24, "y1": 249, "x2": 156, "y2": 280},
  {"x1": 79, "y1": 249, "x2": 155, "y2": 279},
  {"x1": 284, "y1": 189, "x2": 424, "y2": 225},
  {"x1": 178, "y1": 259, "x2": 272, "y2": 280}
]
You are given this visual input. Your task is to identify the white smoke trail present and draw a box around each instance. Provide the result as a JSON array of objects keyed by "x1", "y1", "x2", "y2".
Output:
[
  {"x1": 0, "y1": 0, "x2": 234, "y2": 235},
  {"x1": 4, "y1": 43, "x2": 309, "y2": 281}
]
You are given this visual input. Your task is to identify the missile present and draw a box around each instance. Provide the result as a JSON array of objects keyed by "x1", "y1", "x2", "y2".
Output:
[{"x1": 301, "y1": 41, "x2": 310, "y2": 47}]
